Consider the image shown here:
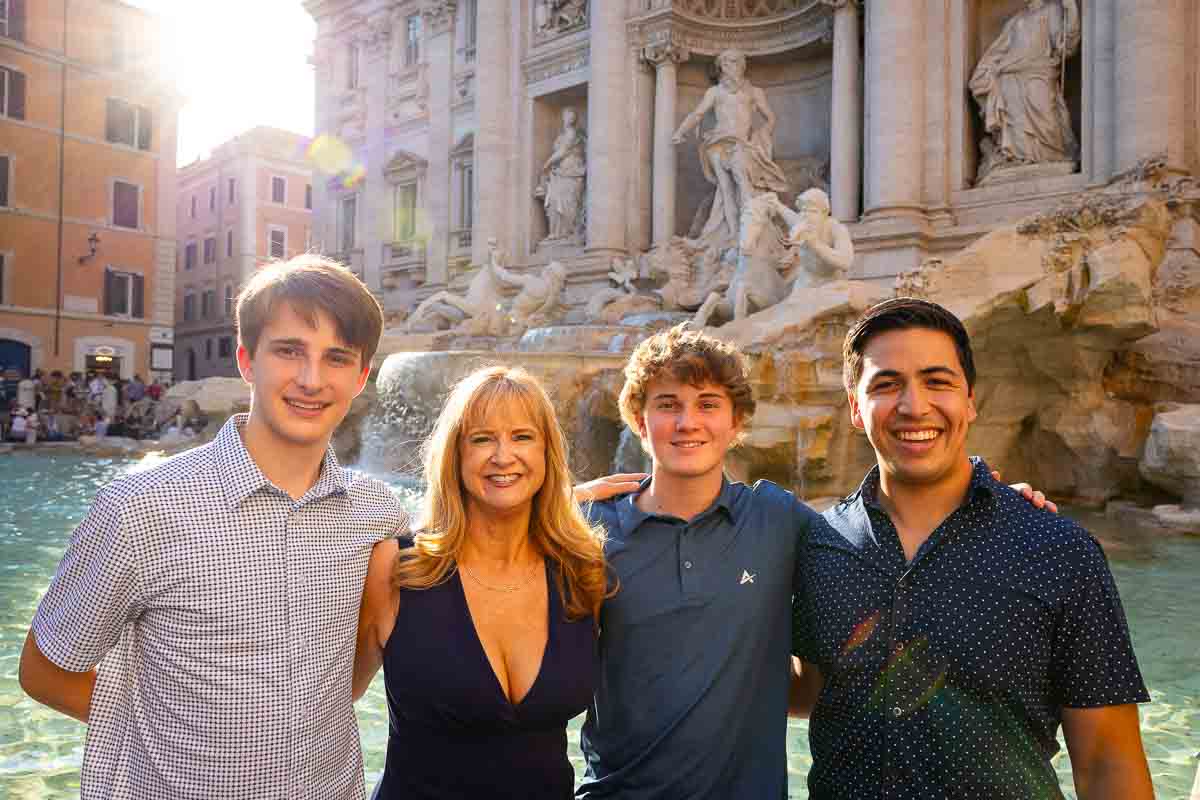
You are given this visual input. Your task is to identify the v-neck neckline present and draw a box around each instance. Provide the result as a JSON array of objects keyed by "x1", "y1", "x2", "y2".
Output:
[{"x1": 455, "y1": 560, "x2": 553, "y2": 711}]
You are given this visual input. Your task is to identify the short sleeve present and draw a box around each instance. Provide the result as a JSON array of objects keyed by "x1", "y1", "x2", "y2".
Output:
[
  {"x1": 31, "y1": 486, "x2": 142, "y2": 672},
  {"x1": 1051, "y1": 541, "x2": 1150, "y2": 708}
]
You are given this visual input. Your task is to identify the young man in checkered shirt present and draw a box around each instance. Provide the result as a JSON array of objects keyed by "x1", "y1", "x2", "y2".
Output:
[{"x1": 18, "y1": 257, "x2": 407, "y2": 799}]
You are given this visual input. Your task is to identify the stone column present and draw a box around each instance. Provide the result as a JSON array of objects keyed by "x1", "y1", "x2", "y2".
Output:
[
  {"x1": 472, "y1": 0, "x2": 511, "y2": 265},
  {"x1": 362, "y1": 18, "x2": 391, "y2": 294},
  {"x1": 585, "y1": 0, "x2": 630, "y2": 256},
  {"x1": 421, "y1": 1, "x2": 457, "y2": 286},
  {"x1": 646, "y1": 43, "x2": 688, "y2": 247},
  {"x1": 827, "y1": 0, "x2": 861, "y2": 222},
  {"x1": 628, "y1": 53, "x2": 655, "y2": 253},
  {"x1": 862, "y1": 0, "x2": 924, "y2": 220},
  {"x1": 1114, "y1": 0, "x2": 1189, "y2": 174}
]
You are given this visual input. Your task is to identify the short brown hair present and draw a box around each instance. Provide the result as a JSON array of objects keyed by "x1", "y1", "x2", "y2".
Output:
[
  {"x1": 236, "y1": 255, "x2": 384, "y2": 366},
  {"x1": 843, "y1": 297, "x2": 977, "y2": 392},
  {"x1": 619, "y1": 323, "x2": 756, "y2": 438}
]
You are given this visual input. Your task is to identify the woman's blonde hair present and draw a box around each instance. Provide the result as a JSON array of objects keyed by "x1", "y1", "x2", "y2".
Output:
[{"x1": 394, "y1": 366, "x2": 610, "y2": 621}]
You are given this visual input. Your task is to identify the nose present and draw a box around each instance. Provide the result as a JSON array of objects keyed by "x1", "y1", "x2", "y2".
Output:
[
  {"x1": 295, "y1": 354, "x2": 325, "y2": 391},
  {"x1": 490, "y1": 438, "x2": 517, "y2": 465},
  {"x1": 897, "y1": 382, "x2": 930, "y2": 417},
  {"x1": 674, "y1": 405, "x2": 700, "y2": 431}
]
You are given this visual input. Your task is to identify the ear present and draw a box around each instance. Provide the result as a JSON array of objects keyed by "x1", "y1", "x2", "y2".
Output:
[
  {"x1": 847, "y1": 388, "x2": 866, "y2": 431},
  {"x1": 635, "y1": 410, "x2": 649, "y2": 443},
  {"x1": 236, "y1": 343, "x2": 255, "y2": 385},
  {"x1": 352, "y1": 363, "x2": 370, "y2": 398},
  {"x1": 966, "y1": 386, "x2": 978, "y2": 425}
]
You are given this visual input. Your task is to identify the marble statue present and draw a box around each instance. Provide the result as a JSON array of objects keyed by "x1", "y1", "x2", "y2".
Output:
[
  {"x1": 585, "y1": 258, "x2": 661, "y2": 323},
  {"x1": 503, "y1": 260, "x2": 568, "y2": 334},
  {"x1": 691, "y1": 192, "x2": 788, "y2": 328},
  {"x1": 672, "y1": 49, "x2": 790, "y2": 243},
  {"x1": 406, "y1": 238, "x2": 511, "y2": 332},
  {"x1": 969, "y1": 0, "x2": 1081, "y2": 183},
  {"x1": 770, "y1": 188, "x2": 854, "y2": 292},
  {"x1": 537, "y1": 0, "x2": 587, "y2": 36},
  {"x1": 537, "y1": 107, "x2": 588, "y2": 244}
]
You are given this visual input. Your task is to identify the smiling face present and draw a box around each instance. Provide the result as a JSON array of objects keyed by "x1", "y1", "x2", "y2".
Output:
[
  {"x1": 637, "y1": 378, "x2": 741, "y2": 482},
  {"x1": 458, "y1": 396, "x2": 547, "y2": 520},
  {"x1": 849, "y1": 327, "x2": 977, "y2": 491},
  {"x1": 236, "y1": 301, "x2": 368, "y2": 453}
]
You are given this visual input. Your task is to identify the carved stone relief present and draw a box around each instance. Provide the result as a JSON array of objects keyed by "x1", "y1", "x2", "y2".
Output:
[
  {"x1": 421, "y1": 0, "x2": 457, "y2": 37},
  {"x1": 534, "y1": 0, "x2": 588, "y2": 40}
]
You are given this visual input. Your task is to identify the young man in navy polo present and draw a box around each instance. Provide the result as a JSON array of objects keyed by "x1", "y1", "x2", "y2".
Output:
[
  {"x1": 576, "y1": 323, "x2": 1054, "y2": 798},
  {"x1": 793, "y1": 298, "x2": 1153, "y2": 799}
]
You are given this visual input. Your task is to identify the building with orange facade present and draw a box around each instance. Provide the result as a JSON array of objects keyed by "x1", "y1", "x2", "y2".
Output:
[
  {"x1": 0, "y1": 0, "x2": 178, "y2": 384},
  {"x1": 174, "y1": 126, "x2": 313, "y2": 380}
]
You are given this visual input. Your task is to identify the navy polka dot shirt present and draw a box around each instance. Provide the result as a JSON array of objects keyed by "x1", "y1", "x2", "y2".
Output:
[{"x1": 793, "y1": 458, "x2": 1150, "y2": 799}]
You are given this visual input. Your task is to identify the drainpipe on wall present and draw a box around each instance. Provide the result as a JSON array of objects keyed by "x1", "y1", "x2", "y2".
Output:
[{"x1": 52, "y1": 0, "x2": 68, "y2": 358}]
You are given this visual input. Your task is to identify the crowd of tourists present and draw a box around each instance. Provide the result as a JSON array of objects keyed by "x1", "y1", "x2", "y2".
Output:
[
  {"x1": 0, "y1": 368, "x2": 174, "y2": 443},
  {"x1": 17, "y1": 255, "x2": 1154, "y2": 800}
]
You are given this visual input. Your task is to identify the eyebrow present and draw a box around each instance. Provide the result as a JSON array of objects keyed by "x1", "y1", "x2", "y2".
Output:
[
  {"x1": 868, "y1": 365, "x2": 960, "y2": 382},
  {"x1": 267, "y1": 337, "x2": 359, "y2": 359}
]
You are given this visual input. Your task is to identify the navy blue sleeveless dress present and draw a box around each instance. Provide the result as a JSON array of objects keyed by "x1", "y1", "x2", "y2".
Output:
[{"x1": 372, "y1": 552, "x2": 596, "y2": 799}]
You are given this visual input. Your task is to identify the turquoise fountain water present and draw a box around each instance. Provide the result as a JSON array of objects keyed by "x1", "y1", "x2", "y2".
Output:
[{"x1": 1, "y1": 452, "x2": 1197, "y2": 798}]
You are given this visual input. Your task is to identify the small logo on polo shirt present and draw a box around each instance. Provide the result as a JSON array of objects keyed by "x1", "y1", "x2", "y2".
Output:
[{"x1": 740, "y1": 570, "x2": 756, "y2": 585}]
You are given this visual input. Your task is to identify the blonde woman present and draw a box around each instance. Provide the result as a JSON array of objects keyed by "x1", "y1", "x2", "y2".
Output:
[{"x1": 354, "y1": 366, "x2": 618, "y2": 798}]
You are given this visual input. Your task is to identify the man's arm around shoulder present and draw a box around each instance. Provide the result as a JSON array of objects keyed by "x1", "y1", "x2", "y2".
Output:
[
  {"x1": 19, "y1": 630, "x2": 95, "y2": 723},
  {"x1": 1062, "y1": 704, "x2": 1154, "y2": 800}
]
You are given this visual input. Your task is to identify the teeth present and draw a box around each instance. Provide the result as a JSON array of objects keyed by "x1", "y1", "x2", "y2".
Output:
[
  {"x1": 488, "y1": 474, "x2": 519, "y2": 486},
  {"x1": 675, "y1": 442, "x2": 704, "y2": 448},
  {"x1": 287, "y1": 400, "x2": 324, "y2": 411},
  {"x1": 896, "y1": 430, "x2": 938, "y2": 442}
]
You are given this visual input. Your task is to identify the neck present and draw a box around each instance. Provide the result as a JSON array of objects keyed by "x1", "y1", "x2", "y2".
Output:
[
  {"x1": 461, "y1": 505, "x2": 540, "y2": 569},
  {"x1": 876, "y1": 457, "x2": 975, "y2": 550},
  {"x1": 239, "y1": 413, "x2": 327, "y2": 501},
  {"x1": 637, "y1": 464, "x2": 724, "y2": 521}
]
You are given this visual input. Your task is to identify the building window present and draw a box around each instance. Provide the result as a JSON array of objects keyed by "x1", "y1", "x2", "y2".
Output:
[
  {"x1": 103, "y1": 268, "x2": 144, "y2": 318},
  {"x1": 394, "y1": 182, "x2": 417, "y2": 242},
  {"x1": 205, "y1": 338, "x2": 213, "y2": 360},
  {"x1": 203, "y1": 236, "x2": 216, "y2": 264},
  {"x1": 339, "y1": 195, "x2": 357, "y2": 253},
  {"x1": 227, "y1": 177, "x2": 236, "y2": 205},
  {"x1": 184, "y1": 241, "x2": 197, "y2": 270},
  {"x1": 347, "y1": 42, "x2": 360, "y2": 89},
  {"x1": 208, "y1": 186, "x2": 216, "y2": 211},
  {"x1": 224, "y1": 283, "x2": 234, "y2": 317},
  {"x1": 271, "y1": 175, "x2": 286, "y2": 205},
  {"x1": 0, "y1": 154, "x2": 9, "y2": 207},
  {"x1": 458, "y1": 164, "x2": 473, "y2": 231},
  {"x1": 201, "y1": 288, "x2": 215, "y2": 318},
  {"x1": 405, "y1": 15, "x2": 421, "y2": 67},
  {"x1": 189, "y1": 194, "x2": 196, "y2": 218},
  {"x1": 462, "y1": 0, "x2": 477, "y2": 61},
  {"x1": 0, "y1": 0, "x2": 26, "y2": 42},
  {"x1": 226, "y1": 229, "x2": 234, "y2": 258},
  {"x1": 0, "y1": 66, "x2": 26, "y2": 120},
  {"x1": 105, "y1": 98, "x2": 152, "y2": 150},
  {"x1": 218, "y1": 336, "x2": 233, "y2": 359},
  {"x1": 268, "y1": 226, "x2": 286, "y2": 259},
  {"x1": 0, "y1": 252, "x2": 6, "y2": 305},
  {"x1": 305, "y1": 183, "x2": 312, "y2": 210},
  {"x1": 183, "y1": 291, "x2": 195, "y2": 321},
  {"x1": 112, "y1": 181, "x2": 140, "y2": 229}
]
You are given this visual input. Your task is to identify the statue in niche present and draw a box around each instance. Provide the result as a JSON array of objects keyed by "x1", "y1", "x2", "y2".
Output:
[
  {"x1": 770, "y1": 188, "x2": 854, "y2": 293},
  {"x1": 536, "y1": 107, "x2": 588, "y2": 245},
  {"x1": 969, "y1": 0, "x2": 1081, "y2": 183},
  {"x1": 536, "y1": 0, "x2": 588, "y2": 37},
  {"x1": 672, "y1": 49, "x2": 790, "y2": 243}
]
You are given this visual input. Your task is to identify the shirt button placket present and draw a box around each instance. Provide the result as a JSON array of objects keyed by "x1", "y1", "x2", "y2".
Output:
[
  {"x1": 680, "y1": 523, "x2": 696, "y2": 594},
  {"x1": 883, "y1": 572, "x2": 910, "y2": 795},
  {"x1": 286, "y1": 501, "x2": 302, "y2": 796}
]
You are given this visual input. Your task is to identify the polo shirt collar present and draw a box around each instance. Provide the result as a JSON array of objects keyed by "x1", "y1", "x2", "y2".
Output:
[
  {"x1": 215, "y1": 413, "x2": 349, "y2": 509},
  {"x1": 614, "y1": 474, "x2": 738, "y2": 535}
]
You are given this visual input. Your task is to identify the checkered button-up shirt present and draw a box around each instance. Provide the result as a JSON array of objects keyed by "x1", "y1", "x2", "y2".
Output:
[{"x1": 31, "y1": 414, "x2": 408, "y2": 800}]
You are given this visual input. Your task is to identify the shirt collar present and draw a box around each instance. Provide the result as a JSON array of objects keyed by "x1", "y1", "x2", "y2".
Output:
[
  {"x1": 215, "y1": 413, "x2": 349, "y2": 509},
  {"x1": 614, "y1": 475, "x2": 738, "y2": 534},
  {"x1": 857, "y1": 456, "x2": 998, "y2": 514}
]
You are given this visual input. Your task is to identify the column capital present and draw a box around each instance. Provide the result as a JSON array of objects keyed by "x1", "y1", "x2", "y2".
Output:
[
  {"x1": 642, "y1": 42, "x2": 689, "y2": 68},
  {"x1": 421, "y1": 0, "x2": 457, "y2": 36}
]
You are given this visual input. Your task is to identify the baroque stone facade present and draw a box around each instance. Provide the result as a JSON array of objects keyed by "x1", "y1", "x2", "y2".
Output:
[{"x1": 303, "y1": 0, "x2": 1199, "y2": 322}]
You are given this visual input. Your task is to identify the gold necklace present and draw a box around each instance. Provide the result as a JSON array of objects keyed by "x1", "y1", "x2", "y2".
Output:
[{"x1": 459, "y1": 560, "x2": 542, "y2": 594}]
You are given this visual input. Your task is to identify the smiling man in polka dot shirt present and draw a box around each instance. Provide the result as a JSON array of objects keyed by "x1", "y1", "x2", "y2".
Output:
[{"x1": 792, "y1": 298, "x2": 1153, "y2": 799}]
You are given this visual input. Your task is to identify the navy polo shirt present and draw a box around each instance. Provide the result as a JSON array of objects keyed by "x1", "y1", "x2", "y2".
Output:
[
  {"x1": 793, "y1": 458, "x2": 1150, "y2": 800},
  {"x1": 578, "y1": 477, "x2": 820, "y2": 799}
]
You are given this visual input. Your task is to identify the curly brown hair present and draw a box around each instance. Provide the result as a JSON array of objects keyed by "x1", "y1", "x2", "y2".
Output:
[{"x1": 619, "y1": 323, "x2": 756, "y2": 441}]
